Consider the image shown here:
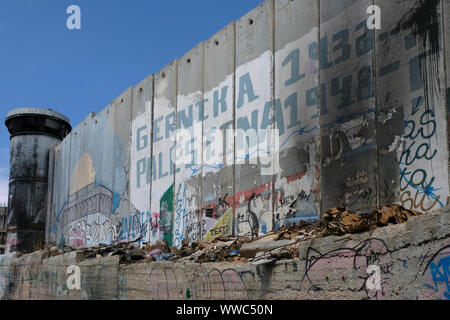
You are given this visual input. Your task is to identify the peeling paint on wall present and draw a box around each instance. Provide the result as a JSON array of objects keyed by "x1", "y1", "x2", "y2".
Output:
[{"x1": 46, "y1": 0, "x2": 450, "y2": 249}]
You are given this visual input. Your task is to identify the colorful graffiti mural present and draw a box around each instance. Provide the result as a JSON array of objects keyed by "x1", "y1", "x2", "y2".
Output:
[
  {"x1": 46, "y1": 0, "x2": 450, "y2": 250},
  {"x1": 422, "y1": 245, "x2": 450, "y2": 300}
]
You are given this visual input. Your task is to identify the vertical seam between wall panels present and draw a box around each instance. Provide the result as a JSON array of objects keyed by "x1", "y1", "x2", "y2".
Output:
[
  {"x1": 67, "y1": 133, "x2": 72, "y2": 243},
  {"x1": 50, "y1": 147, "x2": 55, "y2": 242},
  {"x1": 200, "y1": 47, "x2": 204, "y2": 242},
  {"x1": 45, "y1": 146, "x2": 55, "y2": 244},
  {"x1": 271, "y1": 0, "x2": 276, "y2": 231},
  {"x1": 232, "y1": 21, "x2": 237, "y2": 237},
  {"x1": 173, "y1": 61, "x2": 178, "y2": 246},
  {"x1": 372, "y1": 0, "x2": 380, "y2": 208},
  {"x1": 441, "y1": 0, "x2": 450, "y2": 194},
  {"x1": 149, "y1": 75, "x2": 155, "y2": 244},
  {"x1": 234, "y1": 21, "x2": 237, "y2": 236},
  {"x1": 111, "y1": 102, "x2": 115, "y2": 217},
  {"x1": 201, "y1": 43, "x2": 205, "y2": 240},
  {"x1": 129, "y1": 87, "x2": 134, "y2": 242},
  {"x1": 318, "y1": 0, "x2": 322, "y2": 217}
]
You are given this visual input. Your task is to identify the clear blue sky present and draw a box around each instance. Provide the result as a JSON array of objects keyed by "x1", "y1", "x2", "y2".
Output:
[{"x1": 0, "y1": 0, "x2": 263, "y2": 204}]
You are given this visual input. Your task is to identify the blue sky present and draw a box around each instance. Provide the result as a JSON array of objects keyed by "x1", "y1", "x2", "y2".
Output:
[{"x1": 0, "y1": 0, "x2": 263, "y2": 204}]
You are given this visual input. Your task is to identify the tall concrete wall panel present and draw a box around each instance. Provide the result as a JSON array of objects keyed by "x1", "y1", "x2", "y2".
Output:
[
  {"x1": 49, "y1": 137, "x2": 71, "y2": 247},
  {"x1": 111, "y1": 88, "x2": 133, "y2": 226},
  {"x1": 375, "y1": 0, "x2": 409, "y2": 207},
  {"x1": 174, "y1": 45, "x2": 204, "y2": 246},
  {"x1": 150, "y1": 62, "x2": 178, "y2": 245},
  {"x1": 376, "y1": 0, "x2": 449, "y2": 212},
  {"x1": 235, "y1": 0, "x2": 274, "y2": 236},
  {"x1": 445, "y1": 0, "x2": 450, "y2": 196},
  {"x1": 45, "y1": 144, "x2": 56, "y2": 246},
  {"x1": 201, "y1": 23, "x2": 236, "y2": 244},
  {"x1": 319, "y1": 0, "x2": 377, "y2": 213},
  {"x1": 130, "y1": 76, "x2": 153, "y2": 245},
  {"x1": 49, "y1": 86, "x2": 134, "y2": 248},
  {"x1": 274, "y1": 0, "x2": 320, "y2": 228},
  {"x1": 61, "y1": 109, "x2": 116, "y2": 248}
]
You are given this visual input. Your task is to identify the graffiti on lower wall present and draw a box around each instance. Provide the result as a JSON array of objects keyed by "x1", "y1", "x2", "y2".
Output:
[
  {"x1": 3, "y1": 226, "x2": 450, "y2": 300},
  {"x1": 147, "y1": 265, "x2": 249, "y2": 300},
  {"x1": 60, "y1": 208, "x2": 151, "y2": 249},
  {"x1": 174, "y1": 190, "x2": 233, "y2": 246},
  {"x1": 173, "y1": 169, "x2": 319, "y2": 243},
  {"x1": 303, "y1": 238, "x2": 392, "y2": 300},
  {"x1": 160, "y1": 185, "x2": 174, "y2": 246},
  {"x1": 422, "y1": 245, "x2": 450, "y2": 300}
]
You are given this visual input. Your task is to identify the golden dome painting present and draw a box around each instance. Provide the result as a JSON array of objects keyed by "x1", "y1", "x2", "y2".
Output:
[{"x1": 70, "y1": 153, "x2": 96, "y2": 196}]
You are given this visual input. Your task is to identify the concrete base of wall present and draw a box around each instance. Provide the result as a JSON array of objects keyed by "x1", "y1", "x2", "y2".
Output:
[{"x1": 1, "y1": 207, "x2": 449, "y2": 300}]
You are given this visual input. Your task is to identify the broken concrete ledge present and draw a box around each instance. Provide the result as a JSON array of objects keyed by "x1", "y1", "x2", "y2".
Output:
[
  {"x1": 239, "y1": 240, "x2": 296, "y2": 258},
  {"x1": 0, "y1": 207, "x2": 449, "y2": 300}
]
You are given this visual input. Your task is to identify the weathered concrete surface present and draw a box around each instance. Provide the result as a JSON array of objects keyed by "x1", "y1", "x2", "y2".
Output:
[
  {"x1": 79, "y1": 255, "x2": 120, "y2": 300},
  {"x1": 0, "y1": 252, "x2": 17, "y2": 298},
  {"x1": 4, "y1": 0, "x2": 450, "y2": 300},
  {"x1": 36, "y1": 0, "x2": 450, "y2": 250},
  {"x1": 5, "y1": 108, "x2": 71, "y2": 253},
  {"x1": 46, "y1": 100, "x2": 131, "y2": 249},
  {"x1": 274, "y1": 0, "x2": 320, "y2": 227},
  {"x1": 129, "y1": 75, "x2": 153, "y2": 245},
  {"x1": 319, "y1": 0, "x2": 378, "y2": 213},
  {"x1": 444, "y1": 0, "x2": 450, "y2": 201},
  {"x1": 200, "y1": 22, "x2": 235, "y2": 245},
  {"x1": 150, "y1": 62, "x2": 178, "y2": 245},
  {"x1": 1, "y1": 207, "x2": 449, "y2": 300},
  {"x1": 235, "y1": 0, "x2": 274, "y2": 237},
  {"x1": 376, "y1": 0, "x2": 449, "y2": 213},
  {"x1": 174, "y1": 44, "x2": 204, "y2": 246},
  {"x1": 239, "y1": 239, "x2": 296, "y2": 258},
  {"x1": 111, "y1": 88, "x2": 133, "y2": 224}
]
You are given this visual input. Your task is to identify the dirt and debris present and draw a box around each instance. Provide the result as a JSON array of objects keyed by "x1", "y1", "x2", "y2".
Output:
[
  {"x1": 318, "y1": 204, "x2": 421, "y2": 237},
  {"x1": 45, "y1": 205, "x2": 422, "y2": 265}
]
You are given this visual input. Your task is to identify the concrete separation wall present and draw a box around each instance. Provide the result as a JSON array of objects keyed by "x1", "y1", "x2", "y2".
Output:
[
  {"x1": 43, "y1": 0, "x2": 450, "y2": 250},
  {"x1": 1, "y1": 207, "x2": 449, "y2": 300}
]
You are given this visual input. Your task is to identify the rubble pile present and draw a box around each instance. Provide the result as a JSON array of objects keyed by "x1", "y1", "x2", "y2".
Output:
[
  {"x1": 46, "y1": 204, "x2": 421, "y2": 265},
  {"x1": 318, "y1": 204, "x2": 421, "y2": 237}
]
